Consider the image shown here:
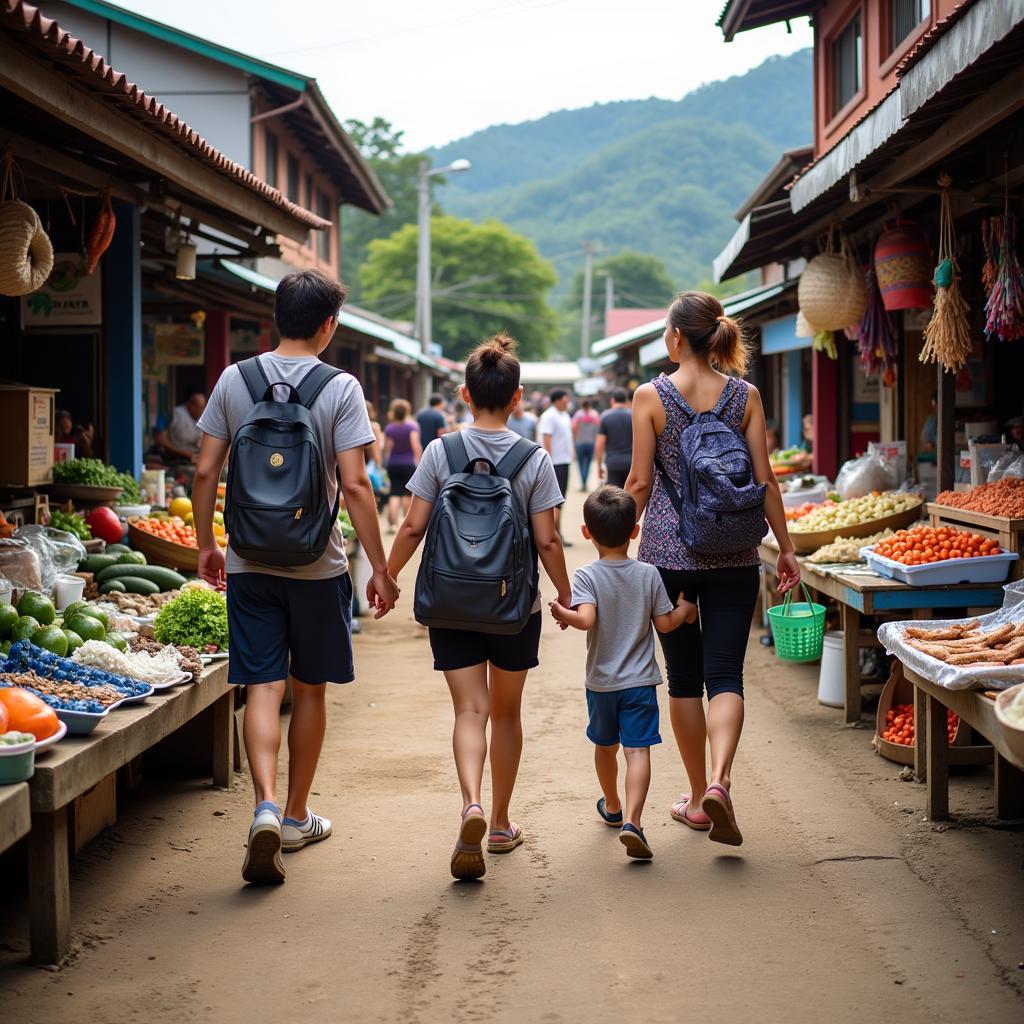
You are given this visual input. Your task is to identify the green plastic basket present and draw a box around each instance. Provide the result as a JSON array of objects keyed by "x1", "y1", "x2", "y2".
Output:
[{"x1": 767, "y1": 583, "x2": 826, "y2": 662}]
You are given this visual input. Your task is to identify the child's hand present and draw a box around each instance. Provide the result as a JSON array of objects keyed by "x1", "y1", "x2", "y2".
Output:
[
  {"x1": 676, "y1": 594, "x2": 698, "y2": 625},
  {"x1": 548, "y1": 599, "x2": 571, "y2": 630}
]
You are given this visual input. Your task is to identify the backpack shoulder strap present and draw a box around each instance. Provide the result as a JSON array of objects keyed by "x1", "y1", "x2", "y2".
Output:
[
  {"x1": 238, "y1": 356, "x2": 272, "y2": 404},
  {"x1": 440, "y1": 430, "x2": 471, "y2": 475},
  {"x1": 710, "y1": 376, "x2": 736, "y2": 419},
  {"x1": 656, "y1": 375, "x2": 698, "y2": 422},
  {"x1": 653, "y1": 457, "x2": 683, "y2": 516},
  {"x1": 295, "y1": 363, "x2": 343, "y2": 409},
  {"x1": 495, "y1": 437, "x2": 539, "y2": 481}
]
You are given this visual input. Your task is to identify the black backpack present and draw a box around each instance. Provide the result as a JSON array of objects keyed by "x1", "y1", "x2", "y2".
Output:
[
  {"x1": 225, "y1": 356, "x2": 342, "y2": 567},
  {"x1": 414, "y1": 432, "x2": 539, "y2": 634}
]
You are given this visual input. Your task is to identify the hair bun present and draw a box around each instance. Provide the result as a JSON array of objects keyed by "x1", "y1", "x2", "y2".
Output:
[{"x1": 477, "y1": 332, "x2": 516, "y2": 368}]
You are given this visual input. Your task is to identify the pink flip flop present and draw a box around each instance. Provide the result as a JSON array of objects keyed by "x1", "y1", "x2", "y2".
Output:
[
  {"x1": 670, "y1": 794, "x2": 711, "y2": 831},
  {"x1": 701, "y1": 784, "x2": 743, "y2": 847}
]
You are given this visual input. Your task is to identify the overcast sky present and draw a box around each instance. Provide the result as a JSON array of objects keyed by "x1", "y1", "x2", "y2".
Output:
[{"x1": 123, "y1": 0, "x2": 812, "y2": 150}]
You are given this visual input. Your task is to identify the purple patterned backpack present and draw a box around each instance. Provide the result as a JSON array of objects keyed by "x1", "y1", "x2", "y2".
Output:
[{"x1": 654, "y1": 378, "x2": 768, "y2": 556}]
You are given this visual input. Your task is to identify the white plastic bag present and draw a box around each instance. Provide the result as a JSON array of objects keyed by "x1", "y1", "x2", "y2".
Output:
[
  {"x1": 13, "y1": 525, "x2": 86, "y2": 594},
  {"x1": 1003, "y1": 453, "x2": 1024, "y2": 480},
  {"x1": 835, "y1": 452, "x2": 893, "y2": 499}
]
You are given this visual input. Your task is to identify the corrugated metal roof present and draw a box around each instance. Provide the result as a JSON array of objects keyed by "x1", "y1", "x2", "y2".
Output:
[
  {"x1": 896, "y1": 0, "x2": 977, "y2": 78},
  {"x1": 2, "y1": 0, "x2": 330, "y2": 231}
]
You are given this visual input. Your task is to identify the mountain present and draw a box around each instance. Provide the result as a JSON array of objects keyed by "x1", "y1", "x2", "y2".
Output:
[{"x1": 428, "y1": 50, "x2": 812, "y2": 289}]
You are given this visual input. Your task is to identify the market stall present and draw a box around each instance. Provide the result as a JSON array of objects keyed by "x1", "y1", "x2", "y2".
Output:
[{"x1": 0, "y1": 781, "x2": 29, "y2": 856}]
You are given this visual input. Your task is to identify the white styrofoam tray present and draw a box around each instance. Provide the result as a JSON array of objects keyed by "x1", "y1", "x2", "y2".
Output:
[{"x1": 860, "y1": 545, "x2": 1018, "y2": 586}]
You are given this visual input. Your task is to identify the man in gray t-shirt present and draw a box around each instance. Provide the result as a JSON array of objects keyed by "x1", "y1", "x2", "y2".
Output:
[{"x1": 596, "y1": 388, "x2": 633, "y2": 488}]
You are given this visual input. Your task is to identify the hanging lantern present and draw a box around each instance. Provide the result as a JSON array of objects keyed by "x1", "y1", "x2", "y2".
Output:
[
  {"x1": 874, "y1": 220, "x2": 932, "y2": 310},
  {"x1": 175, "y1": 242, "x2": 196, "y2": 280}
]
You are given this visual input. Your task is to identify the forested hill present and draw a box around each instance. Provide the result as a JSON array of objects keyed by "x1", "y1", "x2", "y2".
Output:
[{"x1": 429, "y1": 49, "x2": 812, "y2": 288}]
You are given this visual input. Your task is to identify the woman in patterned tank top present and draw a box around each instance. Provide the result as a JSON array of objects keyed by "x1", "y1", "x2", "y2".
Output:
[{"x1": 625, "y1": 291, "x2": 801, "y2": 846}]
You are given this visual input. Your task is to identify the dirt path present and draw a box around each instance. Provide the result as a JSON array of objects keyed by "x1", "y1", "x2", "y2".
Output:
[{"x1": 2, "y1": 489, "x2": 1022, "y2": 1023}]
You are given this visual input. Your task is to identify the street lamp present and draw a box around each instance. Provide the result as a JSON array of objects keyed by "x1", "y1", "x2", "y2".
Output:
[{"x1": 415, "y1": 158, "x2": 472, "y2": 370}]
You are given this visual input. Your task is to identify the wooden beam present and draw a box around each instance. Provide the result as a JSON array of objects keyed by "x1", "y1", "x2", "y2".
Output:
[{"x1": 0, "y1": 41, "x2": 311, "y2": 243}]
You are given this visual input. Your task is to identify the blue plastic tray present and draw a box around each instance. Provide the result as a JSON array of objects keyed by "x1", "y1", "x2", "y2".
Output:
[{"x1": 861, "y1": 546, "x2": 1019, "y2": 586}]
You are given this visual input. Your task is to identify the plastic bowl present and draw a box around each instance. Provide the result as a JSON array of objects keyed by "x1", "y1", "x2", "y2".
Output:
[
  {"x1": 0, "y1": 735, "x2": 36, "y2": 782},
  {"x1": 994, "y1": 684, "x2": 1024, "y2": 769}
]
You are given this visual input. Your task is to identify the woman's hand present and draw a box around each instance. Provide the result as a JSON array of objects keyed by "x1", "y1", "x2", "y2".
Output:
[{"x1": 776, "y1": 549, "x2": 801, "y2": 594}]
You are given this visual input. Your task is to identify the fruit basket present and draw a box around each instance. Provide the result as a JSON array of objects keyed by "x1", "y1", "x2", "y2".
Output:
[
  {"x1": 127, "y1": 521, "x2": 200, "y2": 572},
  {"x1": 789, "y1": 505, "x2": 923, "y2": 555}
]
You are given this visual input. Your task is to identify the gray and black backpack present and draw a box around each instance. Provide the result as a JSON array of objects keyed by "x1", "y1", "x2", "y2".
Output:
[
  {"x1": 225, "y1": 356, "x2": 342, "y2": 567},
  {"x1": 414, "y1": 432, "x2": 539, "y2": 634}
]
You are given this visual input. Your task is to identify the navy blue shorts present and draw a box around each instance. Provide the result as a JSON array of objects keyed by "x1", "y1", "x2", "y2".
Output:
[
  {"x1": 226, "y1": 572, "x2": 354, "y2": 686},
  {"x1": 586, "y1": 685, "x2": 661, "y2": 748}
]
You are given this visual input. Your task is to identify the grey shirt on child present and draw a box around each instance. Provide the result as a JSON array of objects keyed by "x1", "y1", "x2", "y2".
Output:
[{"x1": 570, "y1": 559, "x2": 674, "y2": 692}]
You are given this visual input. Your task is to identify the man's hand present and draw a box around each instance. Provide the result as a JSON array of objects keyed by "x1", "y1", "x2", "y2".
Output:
[
  {"x1": 198, "y1": 545, "x2": 226, "y2": 590},
  {"x1": 368, "y1": 569, "x2": 400, "y2": 619}
]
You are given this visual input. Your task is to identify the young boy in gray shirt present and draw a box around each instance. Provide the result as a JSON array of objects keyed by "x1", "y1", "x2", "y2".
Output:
[{"x1": 550, "y1": 486, "x2": 696, "y2": 860}]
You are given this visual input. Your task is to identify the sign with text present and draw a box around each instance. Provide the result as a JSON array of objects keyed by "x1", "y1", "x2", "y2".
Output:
[
  {"x1": 154, "y1": 323, "x2": 205, "y2": 366},
  {"x1": 20, "y1": 255, "x2": 102, "y2": 327}
]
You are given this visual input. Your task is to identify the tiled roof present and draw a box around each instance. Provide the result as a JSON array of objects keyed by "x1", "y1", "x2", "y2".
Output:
[{"x1": 2, "y1": 0, "x2": 331, "y2": 230}]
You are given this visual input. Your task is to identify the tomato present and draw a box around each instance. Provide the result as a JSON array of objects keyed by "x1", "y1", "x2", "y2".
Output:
[
  {"x1": 0, "y1": 701, "x2": 8, "y2": 734},
  {"x1": 87, "y1": 506, "x2": 125, "y2": 545},
  {"x1": 0, "y1": 687, "x2": 60, "y2": 740}
]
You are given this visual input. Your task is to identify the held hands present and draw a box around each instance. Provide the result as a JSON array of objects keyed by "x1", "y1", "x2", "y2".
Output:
[
  {"x1": 368, "y1": 569, "x2": 401, "y2": 619},
  {"x1": 676, "y1": 593, "x2": 698, "y2": 625},
  {"x1": 198, "y1": 545, "x2": 226, "y2": 591},
  {"x1": 548, "y1": 596, "x2": 572, "y2": 630},
  {"x1": 776, "y1": 550, "x2": 801, "y2": 594}
]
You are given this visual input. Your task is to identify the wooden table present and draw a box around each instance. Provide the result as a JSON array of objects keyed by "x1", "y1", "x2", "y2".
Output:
[
  {"x1": 903, "y1": 665, "x2": 1024, "y2": 821},
  {"x1": 0, "y1": 782, "x2": 30, "y2": 855},
  {"x1": 759, "y1": 544, "x2": 1005, "y2": 723},
  {"x1": 26, "y1": 663, "x2": 233, "y2": 964}
]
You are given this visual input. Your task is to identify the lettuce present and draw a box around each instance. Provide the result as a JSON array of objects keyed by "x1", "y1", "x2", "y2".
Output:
[{"x1": 153, "y1": 588, "x2": 228, "y2": 651}]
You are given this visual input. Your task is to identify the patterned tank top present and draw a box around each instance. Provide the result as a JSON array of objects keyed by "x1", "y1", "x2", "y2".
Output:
[{"x1": 637, "y1": 374, "x2": 761, "y2": 572}]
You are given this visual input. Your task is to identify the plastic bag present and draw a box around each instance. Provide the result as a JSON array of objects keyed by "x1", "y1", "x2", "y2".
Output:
[
  {"x1": 13, "y1": 525, "x2": 86, "y2": 594},
  {"x1": 1003, "y1": 453, "x2": 1024, "y2": 480},
  {"x1": 835, "y1": 452, "x2": 895, "y2": 499},
  {"x1": 987, "y1": 446, "x2": 1021, "y2": 483},
  {"x1": 0, "y1": 539, "x2": 43, "y2": 591}
]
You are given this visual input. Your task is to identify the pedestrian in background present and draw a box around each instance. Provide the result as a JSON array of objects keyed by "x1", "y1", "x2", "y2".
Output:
[
  {"x1": 382, "y1": 399, "x2": 421, "y2": 534},
  {"x1": 596, "y1": 388, "x2": 633, "y2": 487},
  {"x1": 572, "y1": 399, "x2": 600, "y2": 491},
  {"x1": 508, "y1": 398, "x2": 538, "y2": 440},
  {"x1": 416, "y1": 393, "x2": 448, "y2": 446},
  {"x1": 538, "y1": 388, "x2": 574, "y2": 545}
]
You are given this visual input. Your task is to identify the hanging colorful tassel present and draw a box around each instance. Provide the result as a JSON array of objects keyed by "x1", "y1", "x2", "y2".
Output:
[
  {"x1": 981, "y1": 216, "x2": 1000, "y2": 298},
  {"x1": 984, "y1": 213, "x2": 1024, "y2": 342},
  {"x1": 858, "y1": 268, "x2": 897, "y2": 385},
  {"x1": 920, "y1": 177, "x2": 972, "y2": 373}
]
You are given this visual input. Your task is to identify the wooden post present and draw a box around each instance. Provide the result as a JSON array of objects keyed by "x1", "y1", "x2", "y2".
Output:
[
  {"x1": 212, "y1": 689, "x2": 235, "y2": 790},
  {"x1": 937, "y1": 365, "x2": 956, "y2": 494},
  {"x1": 842, "y1": 605, "x2": 861, "y2": 724},
  {"x1": 926, "y1": 694, "x2": 950, "y2": 820},
  {"x1": 812, "y1": 348, "x2": 839, "y2": 480},
  {"x1": 994, "y1": 754, "x2": 1024, "y2": 820},
  {"x1": 205, "y1": 310, "x2": 231, "y2": 396},
  {"x1": 28, "y1": 808, "x2": 70, "y2": 965},
  {"x1": 913, "y1": 680, "x2": 928, "y2": 782}
]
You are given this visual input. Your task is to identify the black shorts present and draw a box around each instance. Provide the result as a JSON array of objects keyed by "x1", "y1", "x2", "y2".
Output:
[
  {"x1": 553, "y1": 463, "x2": 570, "y2": 502},
  {"x1": 387, "y1": 463, "x2": 416, "y2": 497},
  {"x1": 606, "y1": 466, "x2": 629, "y2": 488},
  {"x1": 428, "y1": 611, "x2": 542, "y2": 673},
  {"x1": 227, "y1": 572, "x2": 354, "y2": 685}
]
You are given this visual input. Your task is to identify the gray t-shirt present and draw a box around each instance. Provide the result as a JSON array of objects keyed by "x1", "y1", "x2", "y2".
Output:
[
  {"x1": 407, "y1": 427, "x2": 564, "y2": 613},
  {"x1": 198, "y1": 352, "x2": 374, "y2": 580},
  {"x1": 599, "y1": 407, "x2": 633, "y2": 471},
  {"x1": 570, "y1": 558, "x2": 674, "y2": 691},
  {"x1": 508, "y1": 413, "x2": 537, "y2": 441}
]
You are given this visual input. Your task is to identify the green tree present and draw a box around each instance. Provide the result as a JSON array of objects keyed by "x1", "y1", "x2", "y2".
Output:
[{"x1": 360, "y1": 216, "x2": 558, "y2": 360}]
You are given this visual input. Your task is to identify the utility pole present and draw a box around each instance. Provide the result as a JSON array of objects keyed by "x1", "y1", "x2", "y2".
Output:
[
  {"x1": 581, "y1": 240, "x2": 595, "y2": 359},
  {"x1": 604, "y1": 274, "x2": 614, "y2": 334},
  {"x1": 414, "y1": 158, "x2": 431, "y2": 356}
]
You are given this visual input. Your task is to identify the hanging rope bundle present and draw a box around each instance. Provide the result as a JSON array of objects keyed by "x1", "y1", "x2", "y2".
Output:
[
  {"x1": 981, "y1": 216, "x2": 1000, "y2": 297},
  {"x1": 983, "y1": 214, "x2": 1024, "y2": 343},
  {"x1": 858, "y1": 267, "x2": 897, "y2": 385},
  {"x1": 920, "y1": 177, "x2": 972, "y2": 373}
]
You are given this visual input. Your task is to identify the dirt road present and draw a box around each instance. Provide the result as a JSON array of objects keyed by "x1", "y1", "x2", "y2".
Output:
[{"x1": 2, "y1": 489, "x2": 1022, "y2": 1023}]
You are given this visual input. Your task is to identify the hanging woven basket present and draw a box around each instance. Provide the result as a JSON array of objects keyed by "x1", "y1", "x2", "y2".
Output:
[
  {"x1": 0, "y1": 200, "x2": 53, "y2": 297},
  {"x1": 874, "y1": 220, "x2": 932, "y2": 310},
  {"x1": 799, "y1": 232, "x2": 867, "y2": 331}
]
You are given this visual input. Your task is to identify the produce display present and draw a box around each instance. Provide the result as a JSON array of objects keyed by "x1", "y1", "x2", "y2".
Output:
[
  {"x1": 51, "y1": 458, "x2": 142, "y2": 502},
  {"x1": 902, "y1": 619, "x2": 1024, "y2": 666},
  {"x1": 0, "y1": 685, "x2": 61, "y2": 739},
  {"x1": 934, "y1": 477, "x2": 1024, "y2": 518},
  {"x1": 881, "y1": 702, "x2": 959, "y2": 747},
  {"x1": 1, "y1": 640, "x2": 152, "y2": 697},
  {"x1": 808, "y1": 529, "x2": 894, "y2": 564},
  {"x1": 786, "y1": 500, "x2": 835, "y2": 522},
  {"x1": 338, "y1": 509, "x2": 355, "y2": 540},
  {"x1": 789, "y1": 492, "x2": 922, "y2": 533},
  {"x1": 871, "y1": 525, "x2": 1003, "y2": 566},
  {"x1": 48, "y1": 508, "x2": 91, "y2": 540},
  {"x1": 130, "y1": 514, "x2": 227, "y2": 551},
  {"x1": 93, "y1": 564, "x2": 186, "y2": 592},
  {"x1": 87, "y1": 506, "x2": 126, "y2": 545},
  {"x1": 98, "y1": 589, "x2": 180, "y2": 617},
  {"x1": 153, "y1": 586, "x2": 228, "y2": 654},
  {"x1": 129, "y1": 636, "x2": 202, "y2": 680},
  {"x1": 1, "y1": 671, "x2": 124, "y2": 713},
  {"x1": 72, "y1": 639, "x2": 187, "y2": 685},
  {"x1": 0, "y1": 730, "x2": 34, "y2": 746}
]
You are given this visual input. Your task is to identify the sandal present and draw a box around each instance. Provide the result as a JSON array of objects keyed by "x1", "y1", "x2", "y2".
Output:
[
  {"x1": 450, "y1": 804, "x2": 487, "y2": 880},
  {"x1": 701, "y1": 783, "x2": 743, "y2": 847},
  {"x1": 670, "y1": 794, "x2": 711, "y2": 831},
  {"x1": 618, "y1": 823, "x2": 653, "y2": 860},
  {"x1": 487, "y1": 823, "x2": 524, "y2": 854},
  {"x1": 597, "y1": 797, "x2": 623, "y2": 827}
]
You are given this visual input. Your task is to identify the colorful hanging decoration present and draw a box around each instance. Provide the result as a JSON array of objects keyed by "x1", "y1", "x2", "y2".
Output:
[
  {"x1": 920, "y1": 176, "x2": 972, "y2": 373},
  {"x1": 85, "y1": 190, "x2": 116, "y2": 275},
  {"x1": 874, "y1": 220, "x2": 932, "y2": 310},
  {"x1": 858, "y1": 268, "x2": 897, "y2": 385},
  {"x1": 982, "y1": 213, "x2": 1024, "y2": 343},
  {"x1": 812, "y1": 329, "x2": 837, "y2": 359},
  {"x1": 981, "y1": 216, "x2": 1000, "y2": 297}
]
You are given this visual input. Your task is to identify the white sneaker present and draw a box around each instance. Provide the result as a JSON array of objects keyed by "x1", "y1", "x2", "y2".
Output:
[
  {"x1": 242, "y1": 802, "x2": 285, "y2": 884},
  {"x1": 281, "y1": 809, "x2": 332, "y2": 852}
]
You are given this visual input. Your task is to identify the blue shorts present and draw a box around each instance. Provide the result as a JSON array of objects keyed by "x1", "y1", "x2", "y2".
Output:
[
  {"x1": 226, "y1": 572, "x2": 354, "y2": 686},
  {"x1": 586, "y1": 685, "x2": 661, "y2": 749}
]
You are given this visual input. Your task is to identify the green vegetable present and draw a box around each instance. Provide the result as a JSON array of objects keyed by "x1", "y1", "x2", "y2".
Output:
[
  {"x1": 115, "y1": 551, "x2": 147, "y2": 566},
  {"x1": 62, "y1": 629, "x2": 83, "y2": 654},
  {"x1": 105, "y1": 544, "x2": 131, "y2": 555},
  {"x1": 116, "y1": 577, "x2": 160, "y2": 596},
  {"x1": 0, "y1": 731, "x2": 35, "y2": 746},
  {"x1": 154, "y1": 587, "x2": 228, "y2": 651},
  {"x1": 99, "y1": 580, "x2": 127, "y2": 594},
  {"x1": 51, "y1": 458, "x2": 142, "y2": 502},
  {"x1": 337, "y1": 510, "x2": 355, "y2": 540},
  {"x1": 64, "y1": 614, "x2": 105, "y2": 642},
  {"x1": 80, "y1": 554, "x2": 118, "y2": 574},
  {"x1": 50, "y1": 508, "x2": 92, "y2": 540},
  {"x1": 94, "y1": 565, "x2": 186, "y2": 590},
  {"x1": 105, "y1": 631, "x2": 129, "y2": 653}
]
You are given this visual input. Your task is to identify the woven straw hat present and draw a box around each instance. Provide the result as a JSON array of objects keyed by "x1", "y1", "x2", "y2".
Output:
[
  {"x1": 0, "y1": 200, "x2": 54, "y2": 296},
  {"x1": 799, "y1": 234, "x2": 867, "y2": 332}
]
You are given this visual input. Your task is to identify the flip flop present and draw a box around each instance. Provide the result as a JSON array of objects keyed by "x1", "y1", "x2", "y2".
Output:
[
  {"x1": 450, "y1": 803, "x2": 487, "y2": 880},
  {"x1": 487, "y1": 823, "x2": 524, "y2": 854},
  {"x1": 670, "y1": 794, "x2": 711, "y2": 831},
  {"x1": 701, "y1": 783, "x2": 743, "y2": 847},
  {"x1": 597, "y1": 797, "x2": 624, "y2": 827},
  {"x1": 618, "y1": 823, "x2": 653, "y2": 860}
]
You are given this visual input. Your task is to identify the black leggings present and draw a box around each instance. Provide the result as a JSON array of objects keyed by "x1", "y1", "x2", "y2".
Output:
[{"x1": 655, "y1": 565, "x2": 760, "y2": 701}]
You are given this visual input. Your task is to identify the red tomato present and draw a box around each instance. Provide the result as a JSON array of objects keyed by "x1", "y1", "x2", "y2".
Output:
[{"x1": 87, "y1": 506, "x2": 125, "y2": 545}]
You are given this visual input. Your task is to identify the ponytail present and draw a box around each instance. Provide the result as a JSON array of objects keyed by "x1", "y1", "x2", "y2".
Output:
[{"x1": 666, "y1": 291, "x2": 749, "y2": 376}]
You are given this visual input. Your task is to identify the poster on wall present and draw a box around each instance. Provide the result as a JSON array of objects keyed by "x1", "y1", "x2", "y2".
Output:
[
  {"x1": 19, "y1": 254, "x2": 102, "y2": 327},
  {"x1": 153, "y1": 323, "x2": 205, "y2": 366}
]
